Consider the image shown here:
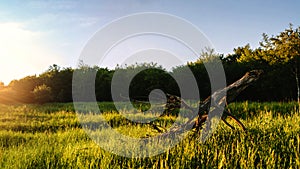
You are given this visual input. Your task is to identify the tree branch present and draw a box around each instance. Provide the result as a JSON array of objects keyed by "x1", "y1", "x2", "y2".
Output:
[{"x1": 155, "y1": 70, "x2": 263, "y2": 135}]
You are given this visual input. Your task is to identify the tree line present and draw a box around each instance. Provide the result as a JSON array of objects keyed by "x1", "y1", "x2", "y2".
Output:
[{"x1": 0, "y1": 24, "x2": 299, "y2": 104}]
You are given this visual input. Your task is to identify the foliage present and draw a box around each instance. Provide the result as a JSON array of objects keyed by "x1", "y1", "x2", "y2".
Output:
[
  {"x1": 260, "y1": 24, "x2": 300, "y2": 101},
  {"x1": 33, "y1": 84, "x2": 53, "y2": 104},
  {"x1": 1, "y1": 24, "x2": 300, "y2": 103}
]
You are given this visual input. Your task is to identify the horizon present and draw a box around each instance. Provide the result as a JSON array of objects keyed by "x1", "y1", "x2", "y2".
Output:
[{"x1": 1, "y1": 0, "x2": 300, "y2": 85}]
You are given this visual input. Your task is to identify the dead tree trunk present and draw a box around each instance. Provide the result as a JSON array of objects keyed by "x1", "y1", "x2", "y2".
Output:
[{"x1": 155, "y1": 70, "x2": 263, "y2": 135}]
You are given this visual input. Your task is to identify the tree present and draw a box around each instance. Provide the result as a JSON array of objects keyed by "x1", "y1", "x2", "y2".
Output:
[
  {"x1": 260, "y1": 24, "x2": 300, "y2": 102},
  {"x1": 8, "y1": 76, "x2": 38, "y2": 103},
  {"x1": 189, "y1": 48, "x2": 226, "y2": 98},
  {"x1": 231, "y1": 24, "x2": 300, "y2": 101},
  {"x1": 39, "y1": 65, "x2": 74, "y2": 102},
  {"x1": 235, "y1": 44, "x2": 262, "y2": 63},
  {"x1": 33, "y1": 84, "x2": 53, "y2": 104},
  {"x1": 95, "y1": 68, "x2": 113, "y2": 101}
]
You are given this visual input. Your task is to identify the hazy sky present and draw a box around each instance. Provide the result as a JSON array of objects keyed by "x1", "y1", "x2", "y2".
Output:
[{"x1": 0, "y1": 0, "x2": 300, "y2": 84}]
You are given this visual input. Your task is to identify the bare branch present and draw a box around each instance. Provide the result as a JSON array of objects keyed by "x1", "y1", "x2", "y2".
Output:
[{"x1": 160, "y1": 70, "x2": 263, "y2": 134}]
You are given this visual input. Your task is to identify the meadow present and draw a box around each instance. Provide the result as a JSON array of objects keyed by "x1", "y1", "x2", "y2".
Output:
[{"x1": 0, "y1": 102, "x2": 299, "y2": 168}]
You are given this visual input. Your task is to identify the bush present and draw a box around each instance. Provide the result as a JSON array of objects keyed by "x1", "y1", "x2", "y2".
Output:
[{"x1": 33, "y1": 84, "x2": 53, "y2": 104}]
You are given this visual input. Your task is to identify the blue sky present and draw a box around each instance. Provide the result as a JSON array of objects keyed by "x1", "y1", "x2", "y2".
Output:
[{"x1": 0, "y1": 0, "x2": 300, "y2": 84}]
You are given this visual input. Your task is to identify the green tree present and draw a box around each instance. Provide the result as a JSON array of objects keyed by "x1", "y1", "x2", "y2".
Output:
[
  {"x1": 33, "y1": 84, "x2": 53, "y2": 104},
  {"x1": 260, "y1": 24, "x2": 300, "y2": 101},
  {"x1": 187, "y1": 48, "x2": 225, "y2": 99},
  {"x1": 235, "y1": 44, "x2": 263, "y2": 63},
  {"x1": 39, "y1": 65, "x2": 74, "y2": 102},
  {"x1": 95, "y1": 68, "x2": 113, "y2": 101},
  {"x1": 8, "y1": 76, "x2": 38, "y2": 103},
  {"x1": 111, "y1": 63, "x2": 174, "y2": 101}
]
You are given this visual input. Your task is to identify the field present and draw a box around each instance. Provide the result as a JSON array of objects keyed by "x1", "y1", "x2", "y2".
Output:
[{"x1": 0, "y1": 102, "x2": 299, "y2": 168}]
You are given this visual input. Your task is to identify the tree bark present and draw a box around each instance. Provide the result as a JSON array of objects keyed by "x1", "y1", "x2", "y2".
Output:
[{"x1": 155, "y1": 70, "x2": 263, "y2": 136}]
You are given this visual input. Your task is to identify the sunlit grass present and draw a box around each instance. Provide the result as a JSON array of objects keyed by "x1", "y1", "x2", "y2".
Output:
[{"x1": 0, "y1": 102, "x2": 299, "y2": 168}]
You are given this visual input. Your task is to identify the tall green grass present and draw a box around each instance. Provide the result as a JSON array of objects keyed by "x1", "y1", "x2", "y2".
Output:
[{"x1": 0, "y1": 102, "x2": 299, "y2": 168}]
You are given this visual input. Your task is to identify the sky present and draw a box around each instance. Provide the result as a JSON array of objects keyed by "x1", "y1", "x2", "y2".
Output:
[{"x1": 0, "y1": 0, "x2": 300, "y2": 85}]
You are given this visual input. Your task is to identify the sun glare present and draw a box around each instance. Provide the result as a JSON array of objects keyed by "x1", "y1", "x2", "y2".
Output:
[{"x1": 0, "y1": 22, "x2": 62, "y2": 85}]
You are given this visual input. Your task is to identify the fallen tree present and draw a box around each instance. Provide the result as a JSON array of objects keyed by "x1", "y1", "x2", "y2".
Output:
[{"x1": 150, "y1": 70, "x2": 263, "y2": 135}]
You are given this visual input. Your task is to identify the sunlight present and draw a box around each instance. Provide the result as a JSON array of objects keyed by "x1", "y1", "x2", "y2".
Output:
[{"x1": 0, "y1": 22, "x2": 62, "y2": 85}]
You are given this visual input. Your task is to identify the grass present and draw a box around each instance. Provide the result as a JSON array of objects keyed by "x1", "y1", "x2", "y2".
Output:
[{"x1": 0, "y1": 102, "x2": 299, "y2": 168}]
